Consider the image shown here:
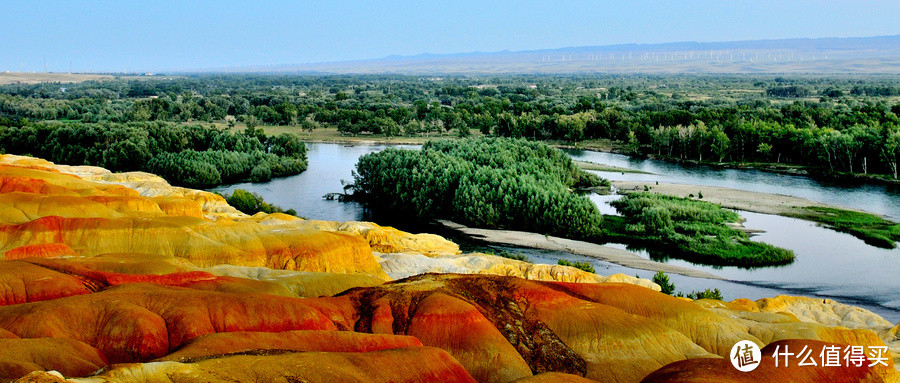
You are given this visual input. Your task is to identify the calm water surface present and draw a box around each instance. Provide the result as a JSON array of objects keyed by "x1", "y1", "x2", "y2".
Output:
[
  {"x1": 212, "y1": 143, "x2": 419, "y2": 221},
  {"x1": 596, "y1": 195, "x2": 900, "y2": 321},
  {"x1": 492, "y1": 244, "x2": 900, "y2": 322},
  {"x1": 216, "y1": 143, "x2": 900, "y2": 322},
  {"x1": 566, "y1": 149, "x2": 900, "y2": 219}
]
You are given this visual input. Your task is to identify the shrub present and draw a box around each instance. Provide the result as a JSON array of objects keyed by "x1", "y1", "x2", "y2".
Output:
[
  {"x1": 0, "y1": 121, "x2": 307, "y2": 188},
  {"x1": 683, "y1": 288, "x2": 724, "y2": 300},
  {"x1": 495, "y1": 251, "x2": 532, "y2": 263},
  {"x1": 652, "y1": 271, "x2": 676, "y2": 295},
  {"x1": 269, "y1": 133, "x2": 307, "y2": 159},
  {"x1": 250, "y1": 164, "x2": 273, "y2": 182},
  {"x1": 640, "y1": 206, "x2": 674, "y2": 235},
  {"x1": 557, "y1": 259, "x2": 595, "y2": 273},
  {"x1": 224, "y1": 189, "x2": 296, "y2": 216}
]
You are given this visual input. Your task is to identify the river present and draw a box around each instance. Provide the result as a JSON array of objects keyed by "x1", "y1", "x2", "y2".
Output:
[
  {"x1": 212, "y1": 143, "x2": 419, "y2": 222},
  {"x1": 213, "y1": 142, "x2": 900, "y2": 322},
  {"x1": 565, "y1": 149, "x2": 900, "y2": 219}
]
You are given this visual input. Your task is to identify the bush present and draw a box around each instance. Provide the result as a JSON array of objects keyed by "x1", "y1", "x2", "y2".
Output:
[
  {"x1": 494, "y1": 251, "x2": 531, "y2": 263},
  {"x1": 147, "y1": 152, "x2": 222, "y2": 188},
  {"x1": 640, "y1": 206, "x2": 674, "y2": 235},
  {"x1": 224, "y1": 189, "x2": 296, "y2": 216},
  {"x1": 650, "y1": 271, "x2": 723, "y2": 300},
  {"x1": 269, "y1": 133, "x2": 307, "y2": 159},
  {"x1": 557, "y1": 259, "x2": 595, "y2": 273},
  {"x1": 680, "y1": 288, "x2": 724, "y2": 300},
  {"x1": 652, "y1": 271, "x2": 676, "y2": 295},
  {"x1": 250, "y1": 164, "x2": 273, "y2": 182},
  {"x1": 766, "y1": 85, "x2": 810, "y2": 97}
]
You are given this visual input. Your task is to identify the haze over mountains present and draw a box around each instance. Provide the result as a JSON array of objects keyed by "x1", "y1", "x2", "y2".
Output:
[{"x1": 222, "y1": 35, "x2": 900, "y2": 75}]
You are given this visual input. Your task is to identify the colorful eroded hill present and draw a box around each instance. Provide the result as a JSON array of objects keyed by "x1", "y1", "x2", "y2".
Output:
[{"x1": 0, "y1": 154, "x2": 896, "y2": 383}]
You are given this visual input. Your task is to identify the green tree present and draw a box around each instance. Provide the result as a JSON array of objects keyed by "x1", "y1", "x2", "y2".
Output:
[
  {"x1": 451, "y1": 117, "x2": 470, "y2": 137},
  {"x1": 242, "y1": 115, "x2": 259, "y2": 129},
  {"x1": 301, "y1": 116, "x2": 320, "y2": 132},
  {"x1": 652, "y1": 271, "x2": 676, "y2": 295},
  {"x1": 269, "y1": 133, "x2": 306, "y2": 159},
  {"x1": 882, "y1": 131, "x2": 900, "y2": 179}
]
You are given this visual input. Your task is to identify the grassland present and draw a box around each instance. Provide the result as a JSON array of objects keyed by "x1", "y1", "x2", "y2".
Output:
[
  {"x1": 612, "y1": 181, "x2": 822, "y2": 216},
  {"x1": 0, "y1": 72, "x2": 113, "y2": 85},
  {"x1": 616, "y1": 181, "x2": 900, "y2": 249},
  {"x1": 227, "y1": 124, "x2": 481, "y2": 145},
  {"x1": 605, "y1": 193, "x2": 795, "y2": 267},
  {"x1": 787, "y1": 207, "x2": 900, "y2": 249}
]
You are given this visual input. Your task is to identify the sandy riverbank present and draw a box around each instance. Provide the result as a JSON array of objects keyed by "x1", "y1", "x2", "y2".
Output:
[
  {"x1": 611, "y1": 180, "x2": 836, "y2": 216},
  {"x1": 574, "y1": 160, "x2": 652, "y2": 174},
  {"x1": 434, "y1": 220, "x2": 725, "y2": 280}
]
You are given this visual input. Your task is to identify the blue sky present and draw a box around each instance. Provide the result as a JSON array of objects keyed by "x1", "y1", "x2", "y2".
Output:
[{"x1": 2, "y1": 0, "x2": 897, "y2": 73}]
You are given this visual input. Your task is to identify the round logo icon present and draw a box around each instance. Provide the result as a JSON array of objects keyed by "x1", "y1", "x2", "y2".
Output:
[{"x1": 730, "y1": 340, "x2": 762, "y2": 372}]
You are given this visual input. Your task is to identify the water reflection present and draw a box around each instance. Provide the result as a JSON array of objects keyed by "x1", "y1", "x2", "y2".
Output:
[
  {"x1": 590, "y1": 178, "x2": 900, "y2": 319},
  {"x1": 691, "y1": 212, "x2": 900, "y2": 306},
  {"x1": 615, "y1": 210, "x2": 900, "y2": 300}
]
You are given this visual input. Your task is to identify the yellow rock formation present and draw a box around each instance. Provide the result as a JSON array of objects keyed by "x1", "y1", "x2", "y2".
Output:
[
  {"x1": 709, "y1": 295, "x2": 900, "y2": 370},
  {"x1": 206, "y1": 265, "x2": 385, "y2": 297},
  {"x1": 16, "y1": 347, "x2": 477, "y2": 383},
  {"x1": 300, "y1": 219, "x2": 461, "y2": 256},
  {"x1": 377, "y1": 251, "x2": 660, "y2": 290}
]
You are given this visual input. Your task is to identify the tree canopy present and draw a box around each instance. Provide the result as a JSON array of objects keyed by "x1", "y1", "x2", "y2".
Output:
[
  {"x1": 0, "y1": 121, "x2": 307, "y2": 188},
  {"x1": 2, "y1": 73, "x2": 898, "y2": 178},
  {"x1": 348, "y1": 137, "x2": 607, "y2": 239}
]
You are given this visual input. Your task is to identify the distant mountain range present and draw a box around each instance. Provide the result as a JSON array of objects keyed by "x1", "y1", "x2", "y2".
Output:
[{"x1": 220, "y1": 35, "x2": 900, "y2": 75}]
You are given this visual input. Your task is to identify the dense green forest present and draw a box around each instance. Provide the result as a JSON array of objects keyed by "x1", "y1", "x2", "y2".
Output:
[
  {"x1": 1, "y1": 73, "x2": 898, "y2": 180},
  {"x1": 348, "y1": 137, "x2": 606, "y2": 239},
  {"x1": 0, "y1": 119, "x2": 307, "y2": 188}
]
